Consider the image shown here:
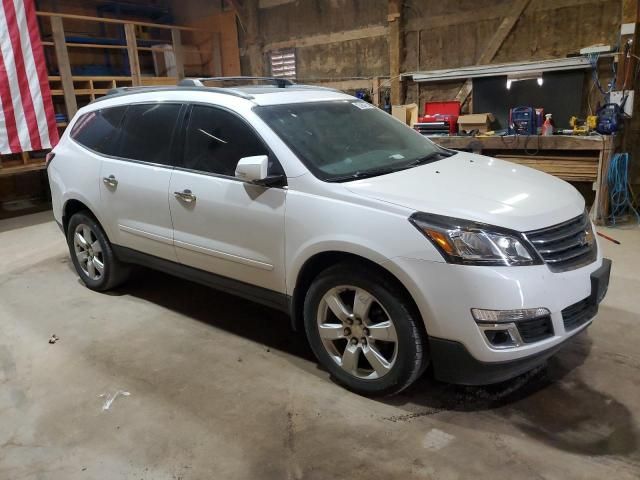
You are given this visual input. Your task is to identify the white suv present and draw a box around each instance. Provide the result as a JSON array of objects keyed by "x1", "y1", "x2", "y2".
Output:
[{"x1": 47, "y1": 78, "x2": 611, "y2": 396}]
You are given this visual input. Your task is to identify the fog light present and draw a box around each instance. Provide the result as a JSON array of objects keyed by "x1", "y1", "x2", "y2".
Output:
[
  {"x1": 484, "y1": 329, "x2": 512, "y2": 346},
  {"x1": 471, "y1": 307, "x2": 550, "y2": 323},
  {"x1": 478, "y1": 322, "x2": 523, "y2": 349}
]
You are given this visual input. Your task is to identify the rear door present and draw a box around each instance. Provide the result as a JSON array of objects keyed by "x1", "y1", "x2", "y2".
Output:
[
  {"x1": 168, "y1": 104, "x2": 287, "y2": 292},
  {"x1": 99, "y1": 102, "x2": 183, "y2": 261}
]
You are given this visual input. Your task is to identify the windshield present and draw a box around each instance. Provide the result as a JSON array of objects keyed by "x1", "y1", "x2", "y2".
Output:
[{"x1": 254, "y1": 100, "x2": 454, "y2": 182}]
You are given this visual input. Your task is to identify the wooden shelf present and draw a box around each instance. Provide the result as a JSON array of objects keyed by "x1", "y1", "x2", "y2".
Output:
[
  {"x1": 0, "y1": 162, "x2": 47, "y2": 177},
  {"x1": 48, "y1": 75, "x2": 135, "y2": 81},
  {"x1": 3, "y1": 10, "x2": 233, "y2": 180},
  {"x1": 430, "y1": 135, "x2": 609, "y2": 151},
  {"x1": 36, "y1": 10, "x2": 216, "y2": 32},
  {"x1": 43, "y1": 41, "x2": 129, "y2": 50}
]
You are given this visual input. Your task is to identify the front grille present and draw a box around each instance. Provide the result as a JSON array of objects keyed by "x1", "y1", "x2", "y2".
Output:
[
  {"x1": 562, "y1": 297, "x2": 597, "y2": 331},
  {"x1": 525, "y1": 213, "x2": 597, "y2": 271},
  {"x1": 517, "y1": 316, "x2": 554, "y2": 343}
]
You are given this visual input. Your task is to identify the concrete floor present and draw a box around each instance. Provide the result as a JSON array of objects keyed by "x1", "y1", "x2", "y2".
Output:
[{"x1": 1, "y1": 211, "x2": 639, "y2": 480}]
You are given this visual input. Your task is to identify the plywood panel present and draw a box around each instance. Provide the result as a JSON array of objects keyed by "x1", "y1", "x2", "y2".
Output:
[
  {"x1": 296, "y1": 36, "x2": 388, "y2": 80},
  {"x1": 495, "y1": 1, "x2": 620, "y2": 62},
  {"x1": 258, "y1": 0, "x2": 387, "y2": 43},
  {"x1": 415, "y1": 18, "x2": 501, "y2": 71},
  {"x1": 186, "y1": 11, "x2": 240, "y2": 76}
]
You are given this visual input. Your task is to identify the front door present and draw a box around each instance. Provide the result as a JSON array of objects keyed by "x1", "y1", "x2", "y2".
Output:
[
  {"x1": 169, "y1": 104, "x2": 287, "y2": 292},
  {"x1": 99, "y1": 103, "x2": 183, "y2": 261}
]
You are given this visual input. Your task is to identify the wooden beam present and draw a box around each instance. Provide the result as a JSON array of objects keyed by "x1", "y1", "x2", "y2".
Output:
[
  {"x1": 171, "y1": 28, "x2": 185, "y2": 80},
  {"x1": 50, "y1": 16, "x2": 77, "y2": 118},
  {"x1": 263, "y1": 25, "x2": 388, "y2": 51},
  {"x1": 455, "y1": 0, "x2": 531, "y2": 106},
  {"x1": 405, "y1": 0, "x2": 605, "y2": 33},
  {"x1": 124, "y1": 23, "x2": 141, "y2": 86},
  {"x1": 36, "y1": 11, "x2": 214, "y2": 32},
  {"x1": 388, "y1": 0, "x2": 403, "y2": 105},
  {"x1": 302, "y1": 79, "x2": 375, "y2": 91}
]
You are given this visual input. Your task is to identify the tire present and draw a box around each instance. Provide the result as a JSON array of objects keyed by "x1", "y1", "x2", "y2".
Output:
[
  {"x1": 303, "y1": 262, "x2": 428, "y2": 396},
  {"x1": 66, "y1": 211, "x2": 130, "y2": 291}
]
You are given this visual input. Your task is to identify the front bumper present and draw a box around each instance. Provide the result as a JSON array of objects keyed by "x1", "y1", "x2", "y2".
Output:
[
  {"x1": 428, "y1": 335, "x2": 570, "y2": 385},
  {"x1": 383, "y1": 253, "x2": 611, "y2": 375}
]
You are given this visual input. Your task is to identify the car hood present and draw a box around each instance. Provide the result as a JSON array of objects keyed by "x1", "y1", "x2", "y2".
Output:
[{"x1": 345, "y1": 151, "x2": 585, "y2": 232}]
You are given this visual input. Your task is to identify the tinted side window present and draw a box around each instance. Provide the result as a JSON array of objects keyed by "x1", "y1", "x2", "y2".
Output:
[
  {"x1": 70, "y1": 107, "x2": 125, "y2": 155},
  {"x1": 117, "y1": 103, "x2": 181, "y2": 165},
  {"x1": 182, "y1": 105, "x2": 268, "y2": 176}
]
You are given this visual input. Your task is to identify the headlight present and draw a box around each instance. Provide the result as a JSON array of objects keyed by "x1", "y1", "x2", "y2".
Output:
[{"x1": 409, "y1": 212, "x2": 541, "y2": 266}]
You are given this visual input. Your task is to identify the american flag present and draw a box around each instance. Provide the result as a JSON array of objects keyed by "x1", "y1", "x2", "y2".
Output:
[{"x1": 0, "y1": 0, "x2": 58, "y2": 154}]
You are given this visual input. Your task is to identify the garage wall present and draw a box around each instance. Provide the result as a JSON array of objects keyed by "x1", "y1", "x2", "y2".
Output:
[
  {"x1": 249, "y1": 0, "x2": 622, "y2": 94},
  {"x1": 402, "y1": 0, "x2": 621, "y2": 105},
  {"x1": 246, "y1": 0, "x2": 636, "y2": 180},
  {"x1": 247, "y1": 0, "x2": 388, "y2": 81}
]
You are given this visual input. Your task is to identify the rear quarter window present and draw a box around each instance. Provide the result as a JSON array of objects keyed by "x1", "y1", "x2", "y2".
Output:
[{"x1": 70, "y1": 106, "x2": 126, "y2": 156}]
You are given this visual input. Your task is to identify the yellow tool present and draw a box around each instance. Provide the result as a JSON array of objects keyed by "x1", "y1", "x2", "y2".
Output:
[{"x1": 569, "y1": 115, "x2": 597, "y2": 135}]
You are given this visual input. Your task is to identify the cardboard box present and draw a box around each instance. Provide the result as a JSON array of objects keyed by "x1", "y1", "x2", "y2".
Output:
[
  {"x1": 458, "y1": 113, "x2": 495, "y2": 133},
  {"x1": 392, "y1": 104, "x2": 419, "y2": 126}
]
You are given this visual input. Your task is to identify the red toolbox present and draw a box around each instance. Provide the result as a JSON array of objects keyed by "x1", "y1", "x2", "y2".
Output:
[{"x1": 414, "y1": 101, "x2": 461, "y2": 136}]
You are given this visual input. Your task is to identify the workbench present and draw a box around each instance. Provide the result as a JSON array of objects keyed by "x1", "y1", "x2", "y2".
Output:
[{"x1": 428, "y1": 135, "x2": 617, "y2": 225}]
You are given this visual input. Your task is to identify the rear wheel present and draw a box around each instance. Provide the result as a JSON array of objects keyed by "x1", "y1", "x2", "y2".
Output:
[
  {"x1": 67, "y1": 212, "x2": 130, "y2": 291},
  {"x1": 304, "y1": 263, "x2": 428, "y2": 396}
]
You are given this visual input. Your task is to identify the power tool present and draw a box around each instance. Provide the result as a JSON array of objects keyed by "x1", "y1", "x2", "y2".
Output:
[
  {"x1": 508, "y1": 106, "x2": 536, "y2": 135},
  {"x1": 569, "y1": 115, "x2": 597, "y2": 135},
  {"x1": 596, "y1": 103, "x2": 623, "y2": 135}
]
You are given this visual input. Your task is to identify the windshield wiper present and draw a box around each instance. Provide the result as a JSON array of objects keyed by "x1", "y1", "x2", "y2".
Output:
[
  {"x1": 406, "y1": 150, "x2": 456, "y2": 167},
  {"x1": 327, "y1": 166, "x2": 399, "y2": 182},
  {"x1": 327, "y1": 150, "x2": 457, "y2": 182}
]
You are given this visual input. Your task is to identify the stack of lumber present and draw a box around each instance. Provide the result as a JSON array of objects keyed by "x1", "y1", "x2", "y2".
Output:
[{"x1": 495, "y1": 155, "x2": 599, "y2": 182}]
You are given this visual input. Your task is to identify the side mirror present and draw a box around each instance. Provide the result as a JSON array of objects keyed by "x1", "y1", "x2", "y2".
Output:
[{"x1": 235, "y1": 155, "x2": 286, "y2": 187}]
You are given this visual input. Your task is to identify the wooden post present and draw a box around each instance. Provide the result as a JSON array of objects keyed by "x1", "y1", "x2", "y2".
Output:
[
  {"x1": 372, "y1": 76, "x2": 380, "y2": 107},
  {"x1": 171, "y1": 28, "x2": 185, "y2": 80},
  {"x1": 616, "y1": 0, "x2": 639, "y2": 89},
  {"x1": 124, "y1": 23, "x2": 141, "y2": 86},
  {"x1": 241, "y1": 0, "x2": 263, "y2": 76},
  {"x1": 593, "y1": 136, "x2": 616, "y2": 224},
  {"x1": 618, "y1": 0, "x2": 640, "y2": 161},
  {"x1": 50, "y1": 16, "x2": 77, "y2": 118},
  {"x1": 388, "y1": 0, "x2": 403, "y2": 105},
  {"x1": 211, "y1": 33, "x2": 223, "y2": 76}
]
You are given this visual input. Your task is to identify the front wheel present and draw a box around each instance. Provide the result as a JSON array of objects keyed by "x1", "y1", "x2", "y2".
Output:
[{"x1": 303, "y1": 263, "x2": 428, "y2": 396}]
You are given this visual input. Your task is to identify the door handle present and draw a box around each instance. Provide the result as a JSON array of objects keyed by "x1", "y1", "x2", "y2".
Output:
[
  {"x1": 174, "y1": 189, "x2": 196, "y2": 203},
  {"x1": 102, "y1": 175, "x2": 118, "y2": 188}
]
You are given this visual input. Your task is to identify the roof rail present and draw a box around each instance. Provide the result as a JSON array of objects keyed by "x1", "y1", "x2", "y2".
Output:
[
  {"x1": 178, "y1": 76, "x2": 295, "y2": 88},
  {"x1": 92, "y1": 85, "x2": 253, "y2": 104},
  {"x1": 105, "y1": 86, "x2": 153, "y2": 96}
]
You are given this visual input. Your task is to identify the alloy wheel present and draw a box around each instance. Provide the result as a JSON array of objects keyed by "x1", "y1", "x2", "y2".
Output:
[
  {"x1": 316, "y1": 285, "x2": 398, "y2": 380},
  {"x1": 73, "y1": 223, "x2": 104, "y2": 281}
]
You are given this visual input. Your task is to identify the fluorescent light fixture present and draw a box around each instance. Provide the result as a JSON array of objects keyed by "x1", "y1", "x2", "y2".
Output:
[{"x1": 505, "y1": 71, "x2": 544, "y2": 89}]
